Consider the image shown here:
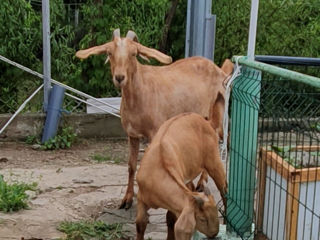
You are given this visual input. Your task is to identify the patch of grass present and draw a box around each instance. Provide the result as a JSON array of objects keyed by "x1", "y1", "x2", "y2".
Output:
[
  {"x1": 57, "y1": 220, "x2": 125, "y2": 240},
  {"x1": 91, "y1": 153, "x2": 123, "y2": 164},
  {"x1": 92, "y1": 154, "x2": 112, "y2": 163},
  {"x1": 0, "y1": 175, "x2": 37, "y2": 213}
]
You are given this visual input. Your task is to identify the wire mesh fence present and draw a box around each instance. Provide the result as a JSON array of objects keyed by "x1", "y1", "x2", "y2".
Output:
[
  {"x1": 0, "y1": 56, "x2": 87, "y2": 115},
  {"x1": 225, "y1": 59, "x2": 320, "y2": 239}
]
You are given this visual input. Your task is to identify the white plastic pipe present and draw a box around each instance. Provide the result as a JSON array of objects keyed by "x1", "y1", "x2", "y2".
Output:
[{"x1": 247, "y1": 0, "x2": 259, "y2": 60}]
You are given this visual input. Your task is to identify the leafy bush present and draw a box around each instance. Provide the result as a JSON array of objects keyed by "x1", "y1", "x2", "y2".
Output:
[
  {"x1": 57, "y1": 220, "x2": 124, "y2": 240},
  {"x1": 1, "y1": 0, "x2": 320, "y2": 113},
  {"x1": 25, "y1": 126, "x2": 77, "y2": 150},
  {"x1": 0, "y1": 175, "x2": 37, "y2": 213},
  {"x1": 0, "y1": 0, "x2": 41, "y2": 113},
  {"x1": 41, "y1": 126, "x2": 77, "y2": 150},
  {"x1": 212, "y1": 0, "x2": 320, "y2": 65}
]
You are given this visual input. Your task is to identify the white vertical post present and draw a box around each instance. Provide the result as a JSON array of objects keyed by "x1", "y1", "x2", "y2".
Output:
[
  {"x1": 247, "y1": 0, "x2": 259, "y2": 60},
  {"x1": 42, "y1": 0, "x2": 51, "y2": 112}
]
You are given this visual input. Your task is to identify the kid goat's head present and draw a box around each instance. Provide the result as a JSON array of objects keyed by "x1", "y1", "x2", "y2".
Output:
[{"x1": 76, "y1": 29, "x2": 172, "y2": 88}]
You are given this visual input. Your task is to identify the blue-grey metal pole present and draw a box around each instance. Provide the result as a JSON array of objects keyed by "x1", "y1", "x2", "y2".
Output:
[
  {"x1": 42, "y1": 0, "x2": 51, "y2": 112},
  {"x1": 41, "y1": 84, "x2": 65, "y2": 143},
  {"x1": 185, "y1": 0, "x2": 192, "y2": 57},
  {"x1": 184, "y1": 0, "x2": 216, "y2": 61}
]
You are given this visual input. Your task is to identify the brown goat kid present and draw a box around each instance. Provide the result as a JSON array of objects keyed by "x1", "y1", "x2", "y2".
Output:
[
  {"x1": 136, "y1": 112, "x2": 227, "y2": 240},
  {"x1": 76, "y1": 29, "x2": 233, "y2": 209}
]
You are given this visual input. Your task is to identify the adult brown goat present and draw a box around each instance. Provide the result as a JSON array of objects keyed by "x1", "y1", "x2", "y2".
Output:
[{"x1": 76, "y1": 29, "x2": 233, "y2": 209}]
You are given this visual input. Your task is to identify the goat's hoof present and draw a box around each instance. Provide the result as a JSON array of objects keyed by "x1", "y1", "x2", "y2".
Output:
[{"x1": 119, "y1": 199, "x2": 133, "y2": 210}]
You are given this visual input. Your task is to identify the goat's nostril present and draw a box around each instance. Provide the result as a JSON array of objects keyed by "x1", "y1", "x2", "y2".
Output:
[{"x1": 115, "y1": 75, "x2": 125, "y2": 83}]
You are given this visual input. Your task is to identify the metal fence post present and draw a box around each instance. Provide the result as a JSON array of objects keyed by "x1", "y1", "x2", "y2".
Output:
[
  {"x1": 185, "y1": 0, "x2": 216, "y2": 61},
  {"x1": 227, "y1": 0, "x2": 260, "y2": 236},
  {"x1": 42, "y1": 0, "x2": 51, "y2": 112}
]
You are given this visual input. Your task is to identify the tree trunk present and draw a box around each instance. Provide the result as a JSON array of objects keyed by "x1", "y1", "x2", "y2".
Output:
[{"x1": 159, "y1": 0, "x2": 179, "y2": 53}]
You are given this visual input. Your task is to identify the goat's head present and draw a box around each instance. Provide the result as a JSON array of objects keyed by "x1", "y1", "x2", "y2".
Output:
[
  {"x1": 193, "y1": 187, "x2": 219, "y2": 238},
  {"x1": 174, "y1": 189, "x2": 219, "y2": 239},
  {"x1": 76, "y1": 29, "x2": 172, "y2": 88},
  {"x1": 193, "y1": 190, "x2": 219, "y2": 238}
]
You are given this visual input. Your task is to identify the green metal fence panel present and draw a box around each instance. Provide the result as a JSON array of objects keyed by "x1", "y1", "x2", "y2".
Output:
[
  {"x1": 227, "y1": 67, "x2": 261, "y2": 237},
  {"x1": 226, "y1": 56, "x2": 320, "y2": 239}
]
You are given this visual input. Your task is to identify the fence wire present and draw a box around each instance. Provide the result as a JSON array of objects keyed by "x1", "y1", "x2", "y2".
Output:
[{"x1": 224, "y1": 64, "x2": 320, "y2": 240}]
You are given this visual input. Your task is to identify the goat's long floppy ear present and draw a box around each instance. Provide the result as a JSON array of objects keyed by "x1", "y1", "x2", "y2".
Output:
[
  {"x1": 174, "y1": 206, "x2": 196, "y2": 238},
  {"x1": 136, "y1": 43, "x2": 172, "y2": 64},
  {"x1": 76, "y1": 28, "x2": 120, "y2": 59},
  {"x1": 76, "y1": 43, "x2": 111, "y2": 59}
]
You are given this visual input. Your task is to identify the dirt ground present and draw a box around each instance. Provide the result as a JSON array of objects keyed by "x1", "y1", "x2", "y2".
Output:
[
  {"x1": 0, "y1": 138, "x2": 140, "y2": 240},
  {"x1": 0, "y1": 139, "x2": 225, "y2": 240}
]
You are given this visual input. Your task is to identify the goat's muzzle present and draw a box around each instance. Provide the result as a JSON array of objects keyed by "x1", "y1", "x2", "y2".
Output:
[{"x1": 115, "y1": 75, "x2": 125, "y2": 84}]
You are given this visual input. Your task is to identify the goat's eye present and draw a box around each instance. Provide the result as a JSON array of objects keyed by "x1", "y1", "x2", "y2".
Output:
[
  {"x1": 108, "y1": 52, "x2": 112, "y2": 56},
  {"x1": 131, "y1": 53, "x2": 136, "y2": 57}
]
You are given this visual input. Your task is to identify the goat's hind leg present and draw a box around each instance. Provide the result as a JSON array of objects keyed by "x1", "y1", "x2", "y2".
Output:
[
  {"x1": 206, "y1": 149, "x2": 227, "y2": 211},
  {"x1": 166, "y1": 210, "x2": 177, "y2": 240},
  {"x1": 120, "y1": 137, "x2": 140, "y2": 209}
]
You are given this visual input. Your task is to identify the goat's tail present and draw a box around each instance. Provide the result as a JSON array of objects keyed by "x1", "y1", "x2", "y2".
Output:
[{"x1": 221, "y1": 59, "x2": 234, "y2": 87}]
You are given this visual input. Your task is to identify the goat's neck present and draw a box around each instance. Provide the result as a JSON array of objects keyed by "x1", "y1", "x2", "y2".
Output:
[
  {"x1": 121, "y1": 63, "x2": 145, "y2": 108},
  {"x1": 167, "y1": 188, "x2": 194, "y2": 217}
]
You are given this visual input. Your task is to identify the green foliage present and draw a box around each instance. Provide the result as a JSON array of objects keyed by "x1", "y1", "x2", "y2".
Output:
[
  {"x1": 25, "y1": 135, "x2": 39, "y2": 145},
  {"x1": 271, "y1": 145, "x2": 300, "y2": 168},
  {"x1": 166, "y1": 0, "x2": 187, "y2": 60},
  {"x1": 0, "y1": 175, "x2": 37, "y2": 213},
  {"x1": 42, "y1": 126, "x2": 77, "y2": 150},
  {"x1": 57, "y1": 220, "x2": 124, "y2": 240},
  {"x1": 213, "y1": 0, "x2": 320, "y2": 65},
  {"x1": 311, "y1": 122, "x2": 320, "y2": 132},
  {"x1": 1, "y1": 0, "x2": 320, "y2": 113},
  {"x1": 49, "y1": 0, "x2": 77, "y2": 84},
  {"x1": 25, "y1": 126, "x2": 77, "y2": 150},
  {"x1": 0, "y1": 0, "x2": 41, "y2": 113}
]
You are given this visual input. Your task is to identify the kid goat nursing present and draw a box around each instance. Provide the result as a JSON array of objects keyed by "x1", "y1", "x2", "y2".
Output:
[{"x1": 76, "y1": 29, "x2": 233, "y2": 209}]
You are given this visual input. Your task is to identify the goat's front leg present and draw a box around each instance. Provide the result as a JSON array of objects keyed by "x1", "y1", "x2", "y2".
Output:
[
  {"x1": 136, "y1": 194, "x2": 149, "y2": 240},
  {"x1": 174, "y1": 207, "x2": 196, "y2": 240},
  {"x1": 120, "y1": 136, "x2": 140, "y2": 209}
]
